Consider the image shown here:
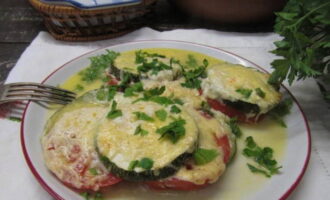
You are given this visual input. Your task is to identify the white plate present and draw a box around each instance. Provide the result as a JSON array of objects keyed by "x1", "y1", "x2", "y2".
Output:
[{"x1": 20, "y1": 40, "x2": 311, "y2": 200}]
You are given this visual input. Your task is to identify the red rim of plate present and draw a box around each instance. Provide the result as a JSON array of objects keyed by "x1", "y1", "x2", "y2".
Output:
[{"x1": 20, "y1": 40, "x2": 311, "y2": 200}]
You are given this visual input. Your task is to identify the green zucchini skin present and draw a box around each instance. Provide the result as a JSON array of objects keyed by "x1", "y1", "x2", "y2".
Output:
[
  {"x1": 223, "y1": 99, "x2": 260, "y2": 114},
  {"x1": 98, "y1": 151, "x2": 192, "y2": 181}
]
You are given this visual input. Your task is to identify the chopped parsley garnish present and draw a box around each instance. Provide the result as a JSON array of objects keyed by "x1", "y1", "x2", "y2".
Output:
[
  {"x1": 107, "y1": 100, "x2": 122, "y2": 119},
  {"x1": 156, "y1": 118, "x2": 186, "y2": 144},
  {"x1": 133, "y1": 112, "x2": 154, "y2": 122},
  {"x1": 81, "y1": 192, "x2": 104, "y2": 200},
  {"x1": 181, "y1": 55, "x2": 208, "y2": 89},
  {"x1": 186, "y1": 54, "x2": 199, "y2": 68},
  {"x1": 173, "y1": 98, "x2": 184, "y2": 105},
  {"x1": 118, "y1": 72, "x2": 139, "y2": 90},
  {"x1": 255, "y1": 88, "x2": 266, "y2": 98},
  {"x1": 268, "y1": 98, "x2": 293, "y2": 127},
  {"x1": 236, "y1": 88, "x2": 253, "y2": 98},
  {"x1": 243, "y1": 136, "x2": 282, "y2": 178},
  {"x1": 8, "y1": 117, "x2": 21, "y2": 122},
  {"x1": 200, "y1": 101, "x2": 214, "y2": 117},
  {"x1": 80, "y1": 50, "x2": 119, "y2": 82},
  {"x1": 124, "y1": 82, "x2": 143, "y2": 97},
  {"x1": 135, "y1": 50, "x2": 171, "y2": 75},
  {"x1": 134, "y1": 125, "x2": 149, "y2": 136},
  {"x1": 96, "y1": 86, "x2": 117, "y2": 101},
  {"x1": 128, "y1": 160, "x2": 139, "y2": 171},
  {"x1": 144, "y1": 86, "x2": 166, "y2": 97},
  {"x1": 128, "y1": 158, "x2": 153, "y2": 170},
  {"x1": 138, "y1": 157, "x2": 154, "y2": 170},
  {"x1": 74, "y1": 84, "x2": 84, "y2": 92},
  {"x1": 247, "y1": 163, "x2": 272, "y2": 178},
  {"x1": 155, "y1": 109, "x2": 167, "y2": 121},
  {"x1": 96, "y1": 88, "x2": 106, "y2": 101},
  {"x1": 135, "y1": 50, "x2": 165, "y2": 64},
  {"x1": 133, "y1": 86, "x2": 184, "y2": 107},
  {"x1": 193, "y1": 148, "x2": 218, "y2": 165},
  {"x1": 88, "y1": 168, "x2": 98, "y2": 176},
  {"x1": 150, "y1": 96, "x2": 174, "y2": 106},
  {"x1": 227, "y1": 117, "x2": 242, "y2": 138},
  {"x1": 170, "y1": 105, "x2": 181, "y2": 113}
]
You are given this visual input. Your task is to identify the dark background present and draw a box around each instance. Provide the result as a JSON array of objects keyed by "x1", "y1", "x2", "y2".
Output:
[{"x1": 0, "y1": 0, "x2": 275, "y2": 83}]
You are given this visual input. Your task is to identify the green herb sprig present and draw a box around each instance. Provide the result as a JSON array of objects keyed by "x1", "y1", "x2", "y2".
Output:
[
  {"x1": 128, "y1": 157, "x2": 154, "y2": 170},
  {"x1": 107, "y1": 100, "x2": 123, "y2": 119},
  {"x1": 80, "y1": 50, "x2": 119, "y2": 82},
  {"x1": 179, "y1": 55, "x2": 209, "y2": 89},
  {"x1": 156, "y1": 118, "x2": 186, "y2": 144},
  {"x1": 193, "y1": 148, "x2": 218, "y2": 165},
  {"x1": 269, "y1": 0, "x2": 330, "y2": 100},
  {"x1": 268, "y1": 98, "x2": 293, "y2": 127},
  {"x1": 243, "y1": 136, "x2": 282, "y2": 177}
]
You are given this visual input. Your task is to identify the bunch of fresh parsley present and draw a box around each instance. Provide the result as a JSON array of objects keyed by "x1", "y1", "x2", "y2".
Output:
[{"x1": 269, "y1": 0, "x2": 330, "y2": 100}]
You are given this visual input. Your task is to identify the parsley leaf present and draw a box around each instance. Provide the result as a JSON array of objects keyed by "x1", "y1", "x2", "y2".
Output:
[
  {"x1": 227, "y1": 117, "x2": 242, "y2": 138},
  {"x1": 247, "y1": 163, "x2": 271, "y2": 178},
  {"x1": 74, "y1": 84, "x2": 84, "y2": 92},
  {"x1": 107, "y1": 100, "x2": 122, "y2": 119},
  {"x1": 155, "y1": 109, "x2": 167, "y2": 121},
  {"x1": 96, "y1": 86, "x2": 117, "y2": 101},
  {"x1": 134, "y1": 125, "x2": 149, "y2": 136},
  {"x1": 133, "y1": 112, "x2": 154, "y2": 122},
  {"x1": 149, "y1": 96, "x2": 174, "y2": 106},
  {"x1": 156, "y1": 118, "x2": 186, "y2": 144},
  {"x1": 181, "y1": 55, "x2": 208, "y2": 89},
  {"x1": 243, "y1": 136, "x2": 282, "y2": 178},
  {"x1": 124, "y1": 82, "x2": 143, "y2": 97},
  {"x1": 170, "y1": 105, "x2": 181, "y2": 113},
  {"x1": 128, "y1": 160, "x2": 139, "y2": 171},
  {"x1": 81, "y1": 192, "x2": 104, "y2": 200},
  {"x1": 135, "y1": 51, "x2": 171, "y2": 75},
  {"x1": 193, "y1": 148, "x2": 219, "y2": 165},
  {"x1": 80, "y1": 50, "x2": 119, "y2": 82},
  {"x1": 269, "y1": 0, "x2": 330, "y2": 101},
  {"x1": 88, "y1": 168, "x2": 98, "y2": 176},
  {"x1": 236, "y1": 88, "x2": 253, "y2": 98},
  {"x1": 268, "y1": 98, "x2": 293, "y2": 127},
  {"x1": 8, "y1": 117, "x2": 21, "y2": 122},
  {"x1": 137, "y1": 157, "x2": 154, "y2": 170},
  {"x1": 173, "y1": 98, "x2": 184, "y2": 105},
  {"x1": 200, "y1": 101, "x2": 214, "y2": 117},
  {"x1": 255, "y1": 88, "x2": 266, "y2": 98}
]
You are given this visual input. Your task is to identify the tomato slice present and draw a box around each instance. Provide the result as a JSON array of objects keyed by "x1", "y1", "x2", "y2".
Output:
[
  {"x1": 215, "y1": 135, "x2": 231, "y2": 164},
  {"x1": 61, "y1": 171, "x2": 122, "y2": 191},
  {"x1": 206, "y1": 98, "x2": 263, "y2": 123},
  {"x1": 146, "y1": 178, "x2": 208, "y2": 191}
]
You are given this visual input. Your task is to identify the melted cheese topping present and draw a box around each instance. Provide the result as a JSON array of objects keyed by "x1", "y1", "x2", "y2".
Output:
[
  {"x1": 42, "y1": 102, "x2": 110, "y2": 191},
  {"x1": 96, "y1": 94, "x2": 199, "y2": 172},
  {"x1": 202, "y1": 63, "x2": 281, "y2": 114},
  {"x1": 173, "y1": 110, "x2": 231, "y2": 185}
]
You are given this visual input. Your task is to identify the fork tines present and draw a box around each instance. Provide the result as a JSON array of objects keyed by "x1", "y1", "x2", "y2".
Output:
[{"x1": 5, "y1": 82, "x2": 76, "y2": 105}]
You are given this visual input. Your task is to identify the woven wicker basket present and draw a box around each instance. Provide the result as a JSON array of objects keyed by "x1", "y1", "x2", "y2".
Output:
[{"x1": 29, "y1": 0, "x2": 157, "y2": 41}]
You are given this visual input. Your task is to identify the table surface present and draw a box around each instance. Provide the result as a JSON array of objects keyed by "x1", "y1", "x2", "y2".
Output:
[{"x1": 0, "y1": 0, "x2": 276, "y2": 84}]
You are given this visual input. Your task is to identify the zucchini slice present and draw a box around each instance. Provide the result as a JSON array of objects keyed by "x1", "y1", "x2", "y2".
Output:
[
  {"x1": 146, "y1": 109, "x2": 235, "y2": 187},
  {"x1": 201, "y1": 63, "x2": 282, "y2": 115},
  {"x1": 96, "y1": 93, "x2": 199, "y2": 181},
  {"x1": 42, "y1": 92, "x2": 120, "y2": 191}
]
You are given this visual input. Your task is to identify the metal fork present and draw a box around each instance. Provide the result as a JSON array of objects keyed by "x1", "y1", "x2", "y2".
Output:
[{"x1": 0, "y1": 82, "x2": 76, "y2": 105}]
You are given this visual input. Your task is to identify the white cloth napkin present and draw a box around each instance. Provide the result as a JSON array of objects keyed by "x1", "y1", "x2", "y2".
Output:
[{"x1": 1, "y1": 27, "x2": 329, "y2": 200}]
